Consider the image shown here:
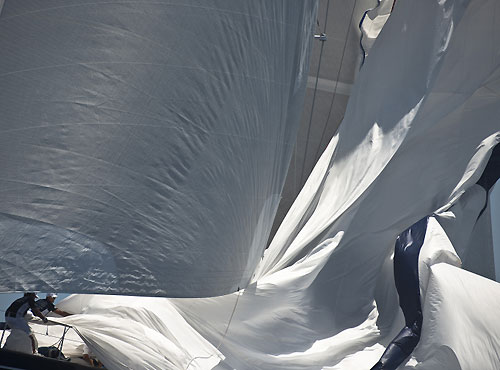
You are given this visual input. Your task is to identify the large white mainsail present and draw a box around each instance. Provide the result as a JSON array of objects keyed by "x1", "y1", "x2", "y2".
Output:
[{"x1": 0, "y1": 0, "x2": 317, "y2": 297}]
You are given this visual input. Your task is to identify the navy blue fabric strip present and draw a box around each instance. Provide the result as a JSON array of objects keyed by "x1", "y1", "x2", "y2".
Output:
[
  {"x1": 394, "y1": 216, "x2": 427, "y2": 327},
  {"x1": 476, "y1": 144, "x2": 500, "y2": 219},
  {"x1": 476, "y1": 144, "x2": 500, "y2": 193},
  {"x1": 371, "y1": 217, "x2": 428, "y2": 370}
]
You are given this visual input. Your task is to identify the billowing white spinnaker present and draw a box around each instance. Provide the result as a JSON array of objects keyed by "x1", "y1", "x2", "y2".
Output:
[{"x1": 172, "y1": 0, "x2": 500, "y2": 368}]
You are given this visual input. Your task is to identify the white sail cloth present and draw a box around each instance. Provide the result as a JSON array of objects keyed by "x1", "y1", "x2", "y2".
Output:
[
  {"x1": 0, "y1": 0, "x2": 316, "y2": 297},
  {"x1": 360, "y1": 0, "x2": 395, "y2": 61},
  {"x1": 38, "y1": 295, "x2": 220, "y2": 370},
  {"x1": 47, "y1": 204, "x2": 497, "y2": 370},
  {"x1": 180, "y1": 0, "x2": 500, "y2": 367},
  {"x1": 45, "y1": 0, "x2": 500, "y2": 369}
]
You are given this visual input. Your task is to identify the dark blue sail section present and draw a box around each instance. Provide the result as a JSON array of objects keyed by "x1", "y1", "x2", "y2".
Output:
[
  {"x1": 476, "y1": 144, "x2": 500, "y2": 219},
  {"x1": 371, "y1": 217, "x2": 428, "y2": 370},
  {"x1": 476, "y1": 144, "x2": 500, "y2": 193}
]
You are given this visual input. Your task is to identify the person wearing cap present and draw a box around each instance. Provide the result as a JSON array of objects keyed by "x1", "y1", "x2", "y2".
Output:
[
  {"x1": 35, "y1": 293, "x2": 72, "y2": 317},
  {"x1": 4, "y1": 292, "x2": 48, "y2": 353}
]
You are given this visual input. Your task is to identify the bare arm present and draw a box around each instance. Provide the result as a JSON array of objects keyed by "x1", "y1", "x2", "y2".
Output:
[
  {"x1": 31, "y1": 306, "x2": 47, "y2": 322},
  {"x1": 54, "y1": 308, "x2": 72, "y2": 317}
]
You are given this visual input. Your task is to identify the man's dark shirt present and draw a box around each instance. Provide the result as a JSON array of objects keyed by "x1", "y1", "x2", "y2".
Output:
[
  {"x1": 35, "y1": 299, "x2": 56, "y2": 315},
  {"x1": 5, "y1": 296, "x2": 36, "y2": 318}
]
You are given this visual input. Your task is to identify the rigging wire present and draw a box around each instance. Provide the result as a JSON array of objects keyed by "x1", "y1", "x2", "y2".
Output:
[
  {"x1": 312, "y1": 0, "x2": 398, "y2": 164},
  {"x1": 184, "y1": 287, "x2": 244, "y2": 370},
  {"x1": 311, "y1": 0, "x2": 358, "y2": 165},
  {"x1": 299, "y1": 0, "x2": 331, "y2": 188},
  {"x1": 0, "y1": 307, "x2": 79, "y2": 349},
  {"x1": 0, "y1": 295, "x2": 245, "y2": 369}
]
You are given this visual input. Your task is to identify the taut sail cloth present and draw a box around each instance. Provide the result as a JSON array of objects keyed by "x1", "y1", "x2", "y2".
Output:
[{"x1": 0, "y1": 0, "x2": 316, "y2": 297}]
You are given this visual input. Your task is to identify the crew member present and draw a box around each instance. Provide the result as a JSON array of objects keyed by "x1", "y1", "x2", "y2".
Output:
[
  {"x1": 4, "y1": 292, "x2": 48, "y2": 353},
  {"x1": 35, "y1": 293, "x2": 72, "y2": 317}
]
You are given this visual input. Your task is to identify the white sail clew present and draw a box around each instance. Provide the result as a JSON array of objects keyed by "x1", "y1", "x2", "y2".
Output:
[{"x1": 0, "y1": 0, "x2": 316, "y2": 297}]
